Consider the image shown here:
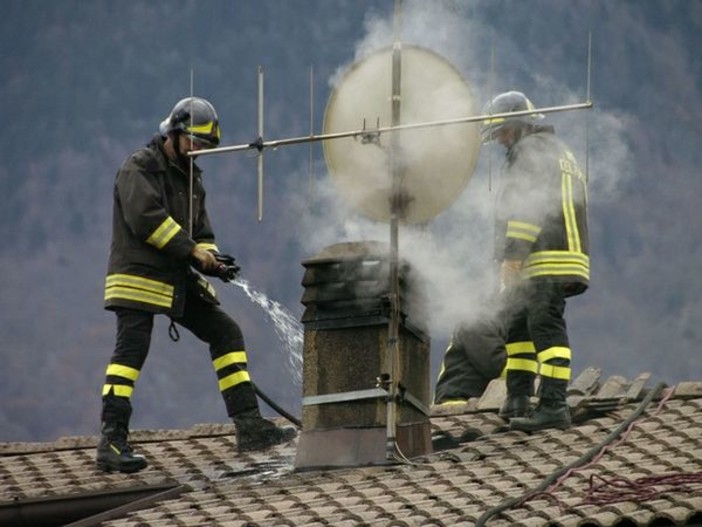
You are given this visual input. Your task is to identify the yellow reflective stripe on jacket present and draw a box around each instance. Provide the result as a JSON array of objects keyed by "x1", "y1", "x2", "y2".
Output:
[
  {"x1": 105, "y1": 287, "x2": 173, "y2": 308},
  {"x1": 146, "y1": 216, "x2": 182, "y2": 249},
  {"x1": 218, "y1": 370, "x2": 251, "y2": 392},
  {"x1": 506, "y1": 220, "x2": 542, "y2": 243},
  {"x1": 506, "y1": 341, "x2": 536, "y2": 355},
  {"x1": 213, "y1": 351, "x2": 248, "y2": 371},
  {"x1": 197, "y1": 276, "x2": 217, "y2": 298},
  {"x1": 521, "y1": 250, "x2": 589, "y2": 280},
  {"x1": 538, "y1": 346, "x2": 572, "y2": 363},
  {"x1": 102, "y1": 384, "x2": 134, "y2": 398},
  {"x1": 106, "y1": 363, "x2": 140, "y2": 381},
  {"x1": 562, "y1": 172, "x2": 582, "y2": 253},
  {"x1": 105, "y1": 274, "x2": 174, "y2": 308}
]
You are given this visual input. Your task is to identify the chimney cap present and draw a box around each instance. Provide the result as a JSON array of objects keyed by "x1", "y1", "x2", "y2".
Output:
[{"x1": 302, "y1": 241, "x2": 390, "y2": 266}]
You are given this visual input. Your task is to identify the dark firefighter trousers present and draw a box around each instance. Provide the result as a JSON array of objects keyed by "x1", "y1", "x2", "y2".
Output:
[
  {"x1": 434, "y1": 312, "x2": 507, "y2": 403},
  {"x1": 101, "y1": 293, "x2": 259, "y2": 427},
  {"x1": 503, "y1": 280, "x2": 572, "y2": 403}
]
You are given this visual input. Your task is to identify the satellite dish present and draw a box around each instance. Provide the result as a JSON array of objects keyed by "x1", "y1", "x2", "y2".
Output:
[{"x1": 323, "y1": 45, "x2": 480, "y2": 224}]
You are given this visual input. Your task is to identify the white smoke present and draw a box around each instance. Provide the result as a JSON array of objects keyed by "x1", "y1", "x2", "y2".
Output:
[{"x1": 296, "y1": 0, "x2": 635, "y2": 349}]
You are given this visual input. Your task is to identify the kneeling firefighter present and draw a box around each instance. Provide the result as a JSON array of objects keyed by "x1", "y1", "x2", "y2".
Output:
[{"x1": 433, "y1": 302, "x2": 507, "y2": 405}]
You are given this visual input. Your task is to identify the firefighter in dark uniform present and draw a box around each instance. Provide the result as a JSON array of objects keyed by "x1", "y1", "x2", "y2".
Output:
[
  {"x1": 433, "y1": 302, "x2": 507, "y2": 404},
  {"x1": 97, "y1": 97, "x2": 296, "y2": 473},
  {"x1": 481, "y1": 91, "x2": 590, "y2": 432}
]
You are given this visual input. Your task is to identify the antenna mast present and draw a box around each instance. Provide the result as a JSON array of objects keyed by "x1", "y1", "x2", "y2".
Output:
[
  {"x1": 188, "y1": 68, "x2": 195, "y2": 235},
  {"x1": 257, "y1": 66, "x2": 265, "y2": 221},
  {"x1": 385, "y1": 0, "x2": 404, "y2": 462}
]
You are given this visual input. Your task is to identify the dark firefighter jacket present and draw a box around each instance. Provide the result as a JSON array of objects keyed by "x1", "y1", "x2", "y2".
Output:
[
  {"x1": 104, "y1": 135, "x2": 219, "y2": 317},
  {"x1": 495, "y1": 126, "x2": 589, "y2": 296}
]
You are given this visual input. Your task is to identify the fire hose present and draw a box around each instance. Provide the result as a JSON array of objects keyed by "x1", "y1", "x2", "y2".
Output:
[
  {"x1": 189, "y1": 254, "x2": 303, "y2": 429},
  {"x1": 253, "y1": 383, "x2": 301, "y2": 428}
]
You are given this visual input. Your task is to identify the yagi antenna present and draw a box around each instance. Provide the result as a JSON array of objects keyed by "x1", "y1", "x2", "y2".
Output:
[
  {"x1": 189, "y1": 101, "x2": 593, "y2": 224},
  {"x1": 187, "y1": 42, "x2": 595, "y2": 224},
  {"x1": 192, "y1": 101, "x2": 593, "y2": 157}
]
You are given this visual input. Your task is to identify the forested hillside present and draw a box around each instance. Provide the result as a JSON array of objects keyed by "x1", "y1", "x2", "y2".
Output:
[{"x1": 1, "y1": 1, "x2": 700, "y2": 441}]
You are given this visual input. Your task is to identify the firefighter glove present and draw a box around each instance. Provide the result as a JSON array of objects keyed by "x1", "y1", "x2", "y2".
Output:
[
  {"x1": 213, "y1": 253, "x2": 241, "y2": 282},
  {"x1": 499, "y1": 259, "x2": 523, "y2": 291}
]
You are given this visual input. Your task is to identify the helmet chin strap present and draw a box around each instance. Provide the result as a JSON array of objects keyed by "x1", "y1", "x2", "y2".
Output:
[
  {"x1": 171, "y1": 132, "x2": 192, "y2": 167},
  {"x1": 508, "y1": 123, "x2": 534, "y2": 148},
  {"x1": 168, "y1": 132, "x2": 195, "y2": 234}
]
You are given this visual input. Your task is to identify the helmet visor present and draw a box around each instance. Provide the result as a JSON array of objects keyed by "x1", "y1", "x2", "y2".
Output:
[
  {"x1": 480, "y1": 117, "x2": 505, "y2": 144},
  {"x1": 184, "y1": 121, "x2": 221, "y2": 148}
]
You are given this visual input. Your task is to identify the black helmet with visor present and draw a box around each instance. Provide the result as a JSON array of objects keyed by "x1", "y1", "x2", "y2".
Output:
[
  {"x1": 480, "y1": 91, "x2": 544, "y2": 144},
  {"x1": 159, "y1": 97, "x2": 221, "y2": 148}
]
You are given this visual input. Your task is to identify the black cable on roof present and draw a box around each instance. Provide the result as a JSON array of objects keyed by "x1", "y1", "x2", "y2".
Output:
[
  {"x1": 474, "y1": 382, "x2": 667, "y2": 527},
  {"x1": 253, "y1": 382, "x2": 302, "y2": 428}
]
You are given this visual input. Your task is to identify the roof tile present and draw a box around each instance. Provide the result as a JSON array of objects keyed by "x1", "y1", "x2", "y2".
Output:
[{"x1": 2, "y1": 379, "x2": 702, "y2": 527}]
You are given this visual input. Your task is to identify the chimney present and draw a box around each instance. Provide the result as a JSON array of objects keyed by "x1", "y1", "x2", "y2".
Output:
[{"x1": 295, "y1": 241, "x2": 432, "y2": 469}]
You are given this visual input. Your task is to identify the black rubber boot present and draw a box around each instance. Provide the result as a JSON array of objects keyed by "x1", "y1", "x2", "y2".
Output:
[
  {"x1": 96, "y1": 423, "x2": 148, "y2": 473},
  {"x1": 498, "y1": 394, "x2": 532, "y2": 419},
  {"x1": 509, "y1": 399, "x2": 571, "y2": 432},
  {"x1": 234, "y1": 411, "x2": 297, "y2": 452}
]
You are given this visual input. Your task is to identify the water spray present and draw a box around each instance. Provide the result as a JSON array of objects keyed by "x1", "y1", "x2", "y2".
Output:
[
  {"x1": 222, "y1": 277, "x2": 304, "y2": 427},
  {"x1": 229, "y1": 278, "x2": 303, "y2": 387}
]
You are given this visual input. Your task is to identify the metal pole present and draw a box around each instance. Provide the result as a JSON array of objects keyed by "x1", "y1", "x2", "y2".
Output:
[
  {"x1": 188, "y1": 69, "x2": 195, "y2": 234},
  {"x1": 257, "y1": 66, "x2": 265, "y2": 222},
  {"x1": 309, "y1": 64, "x2": 315, "y2": 206},
  {"x1": 188, "y1": 102, "x2": 594, "y2": 159},
  {"x1": 385, "y1": 0, "x2": 403, "y2": 461},
  {"x1": 585, "y1": 32, "x2": 593, "y2": 183},
  {"x1": 488, "y1": 35, "x2": 495, "y2": 192}
]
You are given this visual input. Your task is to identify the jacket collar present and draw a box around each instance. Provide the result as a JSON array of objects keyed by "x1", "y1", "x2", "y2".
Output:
[
  {"x1": 148, "y1": 134, "x2": 202, "y2": 177},
  {"x1": 505, "y1": 124, "x2": 556, "y2": 161}
]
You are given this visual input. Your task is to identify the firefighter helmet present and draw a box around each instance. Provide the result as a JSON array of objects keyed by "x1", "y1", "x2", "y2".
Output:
[
  {"x1": 480, "y1": 91, "x2": 543, "y2": 144},
  {"x1": 159, "y1": 97, "x2": 221, "y2": 147}
]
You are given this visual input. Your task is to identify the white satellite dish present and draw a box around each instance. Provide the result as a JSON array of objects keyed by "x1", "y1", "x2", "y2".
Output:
[{"x1": 323, "y1": 45, "x2": 480, "y2": 224}]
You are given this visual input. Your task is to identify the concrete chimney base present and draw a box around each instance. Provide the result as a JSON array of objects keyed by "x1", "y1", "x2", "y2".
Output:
[{"x1": 295, "y1": 422, "x2": 431, "y2": 470}]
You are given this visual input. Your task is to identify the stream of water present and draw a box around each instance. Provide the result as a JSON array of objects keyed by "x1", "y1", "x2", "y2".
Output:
[{"x1": 231, "y1": 278, "x2": 303, "y2": 387}]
